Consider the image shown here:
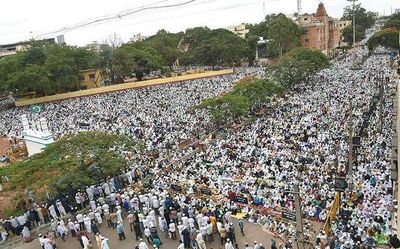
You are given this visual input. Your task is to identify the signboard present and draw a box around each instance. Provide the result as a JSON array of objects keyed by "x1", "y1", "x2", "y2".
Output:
[
  {"x1": 352, "y1": 136, "x2": 361, "y2": 146},
  {"x1": 234, "y1": 195, "x2": 248, "y2": 204},
  {"x1": 334, "y1": 177, "x2": 348, "y2": 192},
  {"x1": 282, "y1": 211, "x2": 296, "y2": 222},
  {"x1": 200, "y1": 188, "x2": 212, "y2": 196},
  {"x1": 171, "y1": 184, "x2": 182, "y2": 192}
]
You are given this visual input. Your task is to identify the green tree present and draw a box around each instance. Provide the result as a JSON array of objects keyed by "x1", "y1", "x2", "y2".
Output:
[
  {"x1": 112, "y1": 44, "x2": 163, "y2": 81},
  {"x1": 342, "y1": 4, "x2": 376, "y2": 30},
  {"x1": 245, "y1": 14, "x2": 304, "y2": 60},
  {"x1": 182, "y1": 28, "x2": 247, "y2": 66},
  {"x1": 342, "y1": 25, "x2": 365, "y2": 45},
  {"x1": 199, "y1": 77, "x2": 284, "y2": 124},
  {"x1": 138, "y1": 30, "x2": 183, "y2": 68},
  {"x1": 267, "y1": 48, "x2": 330, "y2": 87},
  {"x1": 367, "y1": 28, "x2": 399, "y2": 50},
  {"x1": 0, "y1": 42, "x2": 100, "y2": 96},
  {"x1": 268, "y1": 14, "x2": 304, "y2": 56},
  {"x1": 383, "y1": 13, "x2": 400, "y2": 30},
  {"x1": 0, "y1": 131, "x2": 141, "y2": 201}
]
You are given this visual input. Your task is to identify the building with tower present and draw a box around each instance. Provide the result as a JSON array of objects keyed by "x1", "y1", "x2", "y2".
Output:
[
  {"x1": 21, "y1": 115, "x2": 54, "y2": 156},
  {"x1": 298, "y1": 3, "x2": 346, "y2": 54}
]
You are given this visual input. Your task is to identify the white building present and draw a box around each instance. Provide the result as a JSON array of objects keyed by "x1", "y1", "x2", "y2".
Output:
[
  {"x1": 130, "y1": 33, "x2": 145, "y2": 43},
  {"x1": 21, "y1": 115, "x2": 54, "y2": 156},
  {"x1": 225, "y1": 24, "x2": 249, "y2": 39}
]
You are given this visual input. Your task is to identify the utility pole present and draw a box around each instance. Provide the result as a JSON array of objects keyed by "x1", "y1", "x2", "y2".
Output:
[
  {"x1": 380, "y1": 74, "x2": 385, "y2": 133},
  {"x1": 348, "y1": 0, "x2": 358, "y2": 48},
  {"x1": 293, "y1": 168, "x2": 306, "y2": 249},
  {"x1": 347, "y1": 101, "x2": 354, "y2": 192}
]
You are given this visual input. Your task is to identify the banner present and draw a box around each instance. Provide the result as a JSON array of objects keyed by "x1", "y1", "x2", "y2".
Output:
[
  {"x1": 282, "y1": 211, "x2": 296, "y2": 222},
  {"x1": 323, "y1": 192, "x2": 340, "y2": 235},
  {"x1": 234, "y1": 195, "x2": 248, "y2": 204},
  {"x1": 200, "y1": 188, "x2": 212, "y2": 196}
]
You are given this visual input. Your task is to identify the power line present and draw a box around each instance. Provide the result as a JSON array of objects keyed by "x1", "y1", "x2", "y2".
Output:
[
  {"x1": 113, "y1": 1, "x2": 261, "y2": 31},
  {"x1": 35, "y1": 0, "x2": 198, "y2": 38}
]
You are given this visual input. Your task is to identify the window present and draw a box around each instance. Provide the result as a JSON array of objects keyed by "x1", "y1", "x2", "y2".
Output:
[
  {"x1": 79, "y1": 75, "x2": 84, "y2": 81},
  {"x1": 89, "y1": 74, "x2": 96, "y2": 80},
  {"x1": 305, "y1": 39, "x2": 309, "y2": 43}
]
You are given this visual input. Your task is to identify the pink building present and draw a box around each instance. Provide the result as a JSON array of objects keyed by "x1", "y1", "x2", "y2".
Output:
[{"x1": 299, "y1": 3, "x2": 343, "y2": 54}]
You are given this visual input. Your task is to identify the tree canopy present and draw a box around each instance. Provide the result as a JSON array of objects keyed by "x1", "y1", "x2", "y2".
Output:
[
  {"x1": 0, "y1": 41, "x2": 100, "y2": 96},
  {"x1": 342, "y1": 25, "x2": 366, "y2": 45},
  {"x1": 0, "y1": 131, "x2": 141, "y2": 201},
  {"x1": 245, "y1": 14, "x2": 304, "y2": 60},
  {"x1": 180, "y1": 28, "x2": 248, "y2": 66},
  {"x1": 199, "y1": 48, "x2": 329, "y2": 124},
  {"x1": 367, "y1": 13, "x2": 400, "y2": 50},
  {"x1": 266, "y1": 48, "x2": 330, "y2": 88},
  {"x1": 341, "y1": 4, "x2": 376, "y2": 31},
  {"x1": 111, "y1": 43, "x2": 163, "y2": 82},
  {"x1": 199, "y1": 77, "x2": 284, "y2": 124}
]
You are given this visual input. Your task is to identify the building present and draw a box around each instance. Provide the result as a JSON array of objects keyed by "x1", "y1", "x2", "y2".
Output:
[
  {"x1": 226, "y1": 24, "x2": 249, "y2": 39},
  {"x1": 334, "y1": 20, "x2": 352, "y2": 31},
  {"x1": 130, "y1": 33, "x2": 145, "y2": 43},
  {"x1": 56, "y1": 35, "x2": 65, "y2": 45},
  {"x1": 0, "y1": 38, "x2": 55, "y2": 59},
  {"x1": 79, "y1": 69, "x2": 104, "y2": 89},
  {"x1": 85, "y1": 41, "x2": 102, "y2": 52},
  {"x1": 298, "y1": 3, "x2": 342, "y2": 54},
  {"x1": 21, "y1": 115, "x2": 54, "y2": 157}
]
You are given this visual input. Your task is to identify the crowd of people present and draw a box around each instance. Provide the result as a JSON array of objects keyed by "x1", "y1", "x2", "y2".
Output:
[{"x1": 0, "y1": 44, "x2": 398, "y2": 249}]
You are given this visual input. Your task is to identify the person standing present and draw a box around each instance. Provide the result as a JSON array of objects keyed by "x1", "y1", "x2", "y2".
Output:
[
  {"x1": 76, "y1": 213, "x2": 84, "y2": 231},
  {"x1": 56, "y1": 200, "x2": 67, "y2": 217},
  {"x1": 169, "y1": 222, "x2": 177, "y2": 240},
  {"x1": 225, "y1": 238, "x2": 234, "y2": 249},
  {"x1": 101, "y1": 236, "x2": 110, "y2": 249},
  {"x1": 271, "y1": 240, "x2": 277, "y2": 249},
  {"x1": 91, "y1": 220, "x2": 99, "y2": 235},
  {"x1": 238, "y1": 219, "x2": 244, "y2": 236},
  {"x1": 144, "y1": 226, "x2": 152, "y2": 243},
  {"x1": 83, "y1": 215, "x2": 92, "y2": 233},
  {"x1": 68, "y1": 219, "x2": 77, "y2": 237},
  {"x1": 116, "y1": 222, "x2": 126, "y2": 240},
  {"x1": 127, "y1": 211, "x2": 134, "y2": 231},
  {"x1": 219, "y1": 226, "x2": 227, "y2": 245},
  {"x1": 182, "y1": 226, "x2": 191, "y2": 249},
  {"x1": 138, "y1": 238, "x2": 149, "y2": 249},
  {"x1": 134, "y1": 221, "x2": 143, "y2": 240},
  {"x1": 196, "y1": 230, "x2": 207, "y2": 249},
  {"x1": 56, "y1": 222, "x2": 67, "y2": 242},
  {"x1": 81, "y1": 233, "x2": 90, "y2": 249},
  {"x1": 21, "y1": 226, "x2": 31, "y2": 242}
]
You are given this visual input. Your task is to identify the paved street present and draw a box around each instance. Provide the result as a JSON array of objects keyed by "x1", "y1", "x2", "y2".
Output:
[{"x1": 13, "y1": 218, "x2": 284, "y2": 249}]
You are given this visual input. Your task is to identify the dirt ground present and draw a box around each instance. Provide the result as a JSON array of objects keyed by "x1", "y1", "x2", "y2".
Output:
[{"x1": 0, "y1": 137, "x2": 10, "y2": 157}]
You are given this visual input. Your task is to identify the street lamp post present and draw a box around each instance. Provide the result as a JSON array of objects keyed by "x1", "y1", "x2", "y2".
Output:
[{"x1": 348, "y1": 0, "x2": 358, "y2": 48}]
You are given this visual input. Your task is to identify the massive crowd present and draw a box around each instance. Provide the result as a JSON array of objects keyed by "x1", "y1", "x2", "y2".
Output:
[{"x1": 0, "y1": 45, "x2": 398, "y2": 249}]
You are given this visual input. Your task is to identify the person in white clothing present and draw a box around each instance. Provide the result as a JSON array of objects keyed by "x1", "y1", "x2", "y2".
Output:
[
  {"x1": 138, "y1": 238, "x2": 149, "y2": 249},
  {"x1": 101, "y1": 237, "x2": 110, "y2": 249},
  {"x1": 56, "y1": 200, "x2": 67, "y2": 217},
  {"x1": 225, "y1": 239, "x2": 234, "y2": 249},
  {"x1": 48, "y1": 205, "x2": 58, "y2": 220},
  {"x1": 83, "y1": 215, "x2": 92, "y2": 233},
  {"x1": 95, "y1": 211, "x2": 103, "y2": 224},
  {"x1": 196, "y1": 231, "x2": 207, "y2": 249},
  {"x1": 81, "y1": 234, "x2": 90, "y2": 249}
]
